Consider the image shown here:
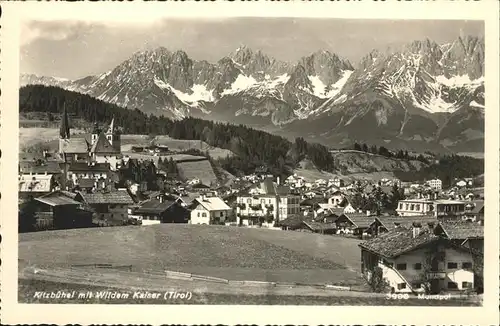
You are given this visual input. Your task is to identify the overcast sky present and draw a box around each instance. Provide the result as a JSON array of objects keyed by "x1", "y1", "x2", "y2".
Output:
[{"x1": 20, "y1": 18, "x2": 484, "y2": 80}]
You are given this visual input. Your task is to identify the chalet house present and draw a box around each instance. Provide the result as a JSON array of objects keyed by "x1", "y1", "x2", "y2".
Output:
[
  {"x1": 20, "y1": 190, "x2": 93, "y2": 231},
  {"x1": 132, "y1": 194, "x2": 189, "y2": 225},
  {"x1": 80, "y1": 190, "x2": 134, "y2": 226},
  {"x1": 236, "y1": 178, "x2": 301, "y2": 227},
  {"x1": 277, "y1": 215, "x2": 308, "y2": 231},
  {"x1": 191, "y1": 183, "x2": 211, "y2": 193},
  {"x1": 327, "y1": 190, "x2": 345, "y2": 207},
  {"x1": 328, "y1": 177, "x2": 344, "y2": 188},
  {"x1": 190, "y1": 195, "x2": 232, "y2": 225},
  {"x1": 335, "y1": 213, "x2": 376, "y2": 237},
  {"x1": 19, "y1": 174, "x2": 55, "y2": 201},
  {"x1": 359, "y1": 223, "x2": 481, "y2": 294},
  {"x1": 464, "y1": 201, "x2": 484, "y2": 223}
]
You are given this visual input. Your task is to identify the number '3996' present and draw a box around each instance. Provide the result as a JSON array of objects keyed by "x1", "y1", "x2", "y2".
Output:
[{"x1": 386, "y1": 293, "x2": 410, "y2": 300}]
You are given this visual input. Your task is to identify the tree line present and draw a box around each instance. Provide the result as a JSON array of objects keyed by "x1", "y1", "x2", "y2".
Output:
[
  {"x1": 19, "y1": 85, "x2": 336, "y2": 176},
  {"x1": 352, "y1": 142, "x2": 429, "y2": 164}
]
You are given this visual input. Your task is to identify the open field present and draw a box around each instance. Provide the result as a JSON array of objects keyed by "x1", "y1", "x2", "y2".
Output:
[
  {"x1": 19, "y1": 127, "x2": 85, "y2": 150},
  {"x1": 19, "y1": 126, "x2": 233, "y2": 159},
  {"x1": 19, "y1": 225, "x2": 364, "y2": 287},
  {"x1": 456, "y1": 152, "x2": 485, "y2": 159}
]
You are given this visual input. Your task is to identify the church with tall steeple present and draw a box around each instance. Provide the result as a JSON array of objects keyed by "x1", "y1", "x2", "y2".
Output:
[{"x1": 58, "y1": 103, "x2": 122, "y2": 170}]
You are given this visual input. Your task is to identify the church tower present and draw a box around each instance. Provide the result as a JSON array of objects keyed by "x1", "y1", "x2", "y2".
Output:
[
  {"x1": 91, "y1": 122, "x2": 101, "y2": 146},
  {"x1": 105, "y1": 117, "x2": 121, "y2": 152}
]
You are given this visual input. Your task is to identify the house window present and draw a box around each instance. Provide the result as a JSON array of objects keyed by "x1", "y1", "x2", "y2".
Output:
[
  {"x1": 414, "y1": 263, "x2": 422, "y2": 270},
  {"x1": 197, "y1": 212, "x2": 200, "y2": 217},
  {"x1": 396, "y1": 263, "x2": 407, "y2": 271},
  {"x1": 410, "y1": 204, "x2": 415, "y2": 211},
  {"x1": 447, "y1": 282, "x2": 458, "y2": 289},
  {"x1": 399, "y1": 203, "x2": 403, "y2": 210},
  {"x1": 260, "y1": 199, "x2": 265, "y2": 204},
  {"x1": 415, "y1": 204, "x2": 420, "y2": 211},
  {"x1": 462, "y1": 262, "x2": 472, "y2": 269},
  {"x1": 397, "y1": 283, "x2": 406, "y2": 290},
  {"x1": 202, "y1": 212, "x2": 207, "y2": 217},
  {"x1": 447, "y1": 262, "x2": 458, "y2": 269},
  {"x1": 247, "y1": 199, "x2": 251, "y2": 204},
  {"x1": 110, "y1": 204, "x2": 116, "y2": 209},
  {"x1": 220, "y1": 212, "x2": 224, "y2": 217},
  {"x1": 462, "y1": 282, "x2": 473, "y2": 289}
]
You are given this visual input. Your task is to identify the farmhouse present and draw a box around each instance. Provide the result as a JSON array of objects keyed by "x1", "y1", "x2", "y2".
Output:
[
  {"x1": 190, "y1": 195, "x2": 232, "y2": 225},
  {"x1": 80, "y1": 190, "x2": 134, "y2": 225},
  {"x1": 335, "y1": 213, "x2": 375, "y2": 237},
  {"x1": 21, "y1": 190, "x2": 93, "y2": 231},
  {"x1": 359, "y1": 223, "x2": 481, "y2": 294},
  {"x1": 132, "y1": 194, "x2": 190, "y2": 225}
]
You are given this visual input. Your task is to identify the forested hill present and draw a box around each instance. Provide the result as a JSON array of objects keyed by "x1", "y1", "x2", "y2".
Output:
[{"x1": 19, "y1": 85, "x2": 334, "y2": 176}]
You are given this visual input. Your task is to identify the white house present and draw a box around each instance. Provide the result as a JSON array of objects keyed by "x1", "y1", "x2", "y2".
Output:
[
  {"x1": 396, "y1": 199, "x2": 435, "y2": 217},
  {"x1": 359, "y1": 223, "x2": 480, "y2": 294},
  {"x1": 190, "y1": 195, "x2": 232, "y2": 225},
  {"x1": 426, "y1": 179, "x2": 443, "y2": 191},
  {"x1": 236, "y1": 178, "x2": 300, "y2": 227},
  {"x1": 327, "y1": 190, "x2": 345, "y2": 207}
]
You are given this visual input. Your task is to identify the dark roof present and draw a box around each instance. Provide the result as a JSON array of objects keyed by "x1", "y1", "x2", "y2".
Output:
[
  {"x1": 303, "y1": 221, "x2": 337, "y2": 231},
  {"x1": 134, "y1": 198, "x2": 176, "y2": 214},
  {"x1": 19, "y1": 152, "x2": 43, "y2": 162},
  {"x1": 69, "y1": 162, "x2": 111, "y2": 172},
  {"x1": 276, "y1": 214, "x2": 308, "y2": 227},
  {"x1": 375, "y1": 216, "x2": 438, "y2": 230},
  {"x1": 59, "y1": 138, "x2": 89, "y2": 154},
  {"x1": 436, "y1": 221, "x2": 484, "y2": 240},
  {"x1": 35, "y1": 191, "x2": 82, "y2": 207},
  {"x1": 82, "y1": 190, "x2": 134, "y2": 205},
  {"x1": 342, "y1": 214, "x2": 376, "y2": 228},
  {"x1": 20, "y1": 161, "x2": 62, "y2": 174},
  {"x1": 77, "y1": 178, "x2": 96, "y2": 188},
  {"x1": 359, "y1": 227, "x2": 439, "y2": 259},
  {"x1": 300, "y1": 197, "x2": 326, "y2": 207},
  {"x1": 469, "y1": 201, "x2": 484, "y2": 214},
  {"x1": 90, "y1": 132, "x2": 120, "y2": 154}
]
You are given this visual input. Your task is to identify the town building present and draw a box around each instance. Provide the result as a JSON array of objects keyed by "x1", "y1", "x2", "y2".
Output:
[
  {"x1": 396, "y1": 199, "x2": 466, "y2": 218},
  {"x1": 190, "y1": 194, "x2": 233, "y2": 225},
  {"x1": 18, "y1": 174, "x2": 56, "y2": 201},
  {"x1": 426, "y1": 179, "x2": 443, "y2": 191},
  {"x1": 236, "y1": 178, "x2": 301, "y2": 227},
  {"x1": 89, "y1": 119, "x2": 122, "y2": 170},
  {"x1": 359, "y1": 222, "x2": 482, "y2": 294}
]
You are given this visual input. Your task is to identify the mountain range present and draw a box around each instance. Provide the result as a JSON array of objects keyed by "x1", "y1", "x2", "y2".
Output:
[{"x1": 20, "y1": 35, "x2": 485, "y2": 153}]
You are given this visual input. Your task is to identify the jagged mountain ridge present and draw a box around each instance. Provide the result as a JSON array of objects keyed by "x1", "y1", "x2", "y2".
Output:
[{"x1": 20, "y1": 35, "x2": 484, "y2": 152}]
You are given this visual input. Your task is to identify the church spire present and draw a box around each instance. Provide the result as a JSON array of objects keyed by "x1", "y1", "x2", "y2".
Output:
[
  {"x1": 106, "y1": 116, "x2": 115, "y2": 134},
  {"x1": 59, "y1": 102, "x2": 70, "y2": 139}
]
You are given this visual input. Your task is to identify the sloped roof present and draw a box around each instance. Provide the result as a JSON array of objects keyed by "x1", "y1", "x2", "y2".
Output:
[
  {"x1": 359, "y1": 227, "x2": 440, "y2": 259},
  {"x1": 436, "y1": 221, "x2": 484, "y2": 240},
  {"x1": 77, "y1": 178, "x2": 96, "y2": 188},
  {"x1": 134, "y1": 198, "x2": 176, "y2": 214},
  {"x1": 469, "y1": 201, "x2": 484, "y2": 214},
  {"x1": 59, "y1": 138, "x2": 89, "y2": 154},
  {"x1": 69, "y1": 162, "x2": 110, "y2": 172},
  {"x1": 82, "y1": 190, "x2": 134, "y2": 205},
  {"x1": 19, "y1": 161, "x2": 62, "y2": 174},
  {"x1": 375, "y1": 216, "x2": 438, "y2": 230},
  {"x1": 341, "y1": 213, "x2": 376, "y2": 228},
  {"x1": 303, "y1": 221, "x2": 337, "y2": 232},
  {"x1": 19, "y1": 174, "x2": 53, "y2": 192},
  {"x1": 194, "y1": 196, "x2": 231, "y2": 211},
  {"x1": 276, "y1": 214, "x2": 308, "y2": 227},
  {"x1": 90, "y1": 133, "x2": 120, "y2": 154},
  {"x1": 35, "y1": 191, "x2": 81, "y2": 206}
]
